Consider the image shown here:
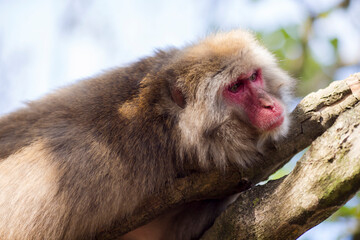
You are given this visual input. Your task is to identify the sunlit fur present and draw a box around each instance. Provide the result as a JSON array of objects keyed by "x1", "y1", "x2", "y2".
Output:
[{"x1": 0, "y1": 29, "x2": 294, "y2": 240}]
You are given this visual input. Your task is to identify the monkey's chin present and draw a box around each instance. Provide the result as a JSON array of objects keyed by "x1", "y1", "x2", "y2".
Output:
[
  {"x1": 256, "y1": 116, "x2": 288, "y2": 153},
  {"x1": 257, "y1": 114, "x2": 289, "y2": 151}
]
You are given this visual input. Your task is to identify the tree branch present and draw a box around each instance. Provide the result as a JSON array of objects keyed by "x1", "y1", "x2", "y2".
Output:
[
  {"x1": 96, "y1": 73, "x2": 360, "y2": 239},
  {"x1": 201, "y1": 83, "x2": 360, "y2": 240},
  {"x1": 257, "y1": 72, "x2": 360, "y2": 182}
]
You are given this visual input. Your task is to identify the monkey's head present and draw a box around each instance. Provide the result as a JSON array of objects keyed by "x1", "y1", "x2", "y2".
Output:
[{"x1": 164, "y1": 30, "x2": 295, "y2": 170}]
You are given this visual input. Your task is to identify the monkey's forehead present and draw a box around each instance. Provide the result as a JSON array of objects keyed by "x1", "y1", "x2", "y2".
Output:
[{"x1": 182, "y1": 30, "x2": 260, "y2": 60}]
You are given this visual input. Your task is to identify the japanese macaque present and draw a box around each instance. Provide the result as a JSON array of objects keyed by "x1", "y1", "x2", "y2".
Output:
[{"x1": 0, "y1": 30, "x2": 294, "y2": 240}]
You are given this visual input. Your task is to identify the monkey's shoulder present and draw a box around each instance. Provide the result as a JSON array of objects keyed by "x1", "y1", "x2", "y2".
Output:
[{"x1": 0, "y1": 49, "x2": 180, "y2": 161}]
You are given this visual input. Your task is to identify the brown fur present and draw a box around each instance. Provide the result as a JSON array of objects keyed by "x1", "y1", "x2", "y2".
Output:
[{"x1": 0, "y1": 30, "x2": 294, "y2": 239}]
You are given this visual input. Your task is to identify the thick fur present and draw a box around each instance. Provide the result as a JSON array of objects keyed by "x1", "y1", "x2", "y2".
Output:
[{"x1": 0, "y1": 30, "x2": 294, "y2": 239}]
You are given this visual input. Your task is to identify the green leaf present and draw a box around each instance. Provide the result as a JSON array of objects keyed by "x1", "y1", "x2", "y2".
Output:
[{"x1": 330, "y1": 38, "x2": 339, "y2": 51}]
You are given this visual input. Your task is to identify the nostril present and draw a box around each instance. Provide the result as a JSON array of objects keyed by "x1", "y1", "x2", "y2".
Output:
[
  {"x1": 259, "y1": 98, "x2": 274, "y2": 110},
  {"x1": 263, "y1": 105, "x2": 274, "y2": 110}
]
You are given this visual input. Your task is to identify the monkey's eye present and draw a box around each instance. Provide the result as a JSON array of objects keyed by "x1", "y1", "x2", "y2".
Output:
[
  {"x1": 228, "y1": 81, "x2": 244, "y2": 93},
  {"x1": 249, "y1": 72, "x2": 258, "y2": 82}
]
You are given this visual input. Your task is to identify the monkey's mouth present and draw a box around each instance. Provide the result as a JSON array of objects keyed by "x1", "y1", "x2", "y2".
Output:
[
  {"x1": 266, "y1": 114, "x2": 284, "y2": 131},
  {"x1": 248, "y1": 103, "x2": 285, "y2": 132}
]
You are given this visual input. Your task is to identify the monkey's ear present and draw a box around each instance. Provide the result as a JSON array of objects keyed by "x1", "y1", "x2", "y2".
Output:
[
  {"x1": 170, "y1": 87, "x2": 186, "y2": 109},
  {"x1": 165, "y1": 68, "x2": 186, "y2": 108}
]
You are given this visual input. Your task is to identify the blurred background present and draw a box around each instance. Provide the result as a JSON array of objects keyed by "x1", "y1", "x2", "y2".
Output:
[{"x1": 0, "y1": 0, "x2": 359, "y2": 239}]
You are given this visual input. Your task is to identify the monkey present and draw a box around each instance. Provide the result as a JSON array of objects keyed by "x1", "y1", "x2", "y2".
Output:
[{"x1": 0, "y1": 29, "x2": 294, "y2": 240}]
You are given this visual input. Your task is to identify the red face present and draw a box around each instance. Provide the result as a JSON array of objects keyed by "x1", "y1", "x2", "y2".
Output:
[{"x1": 223, "y1": 69, "x2": 284, "y2": 131}]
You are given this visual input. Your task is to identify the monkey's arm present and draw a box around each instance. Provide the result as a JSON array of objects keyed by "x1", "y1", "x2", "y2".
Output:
[{"x1": 97, "y1": 73, "x2": 360, "y2": 239}]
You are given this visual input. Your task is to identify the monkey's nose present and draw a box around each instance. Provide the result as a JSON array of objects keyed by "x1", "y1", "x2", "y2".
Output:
[{"x1": 259, "y1": 97, "x2": 274, "y2": 110}]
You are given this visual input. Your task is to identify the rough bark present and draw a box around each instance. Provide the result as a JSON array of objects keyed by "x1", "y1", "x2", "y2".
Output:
[
  {"x1": 201, "y1": 90, "x2": 360, "y2": 240},
  {"x1": 96, "y1": 73, "x2": 360, "y2": 239}
]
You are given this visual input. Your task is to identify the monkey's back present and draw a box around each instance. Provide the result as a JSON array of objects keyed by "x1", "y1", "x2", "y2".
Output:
[{"x1": 0, "y1": 49, "x2": 180, "y2": 239}]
